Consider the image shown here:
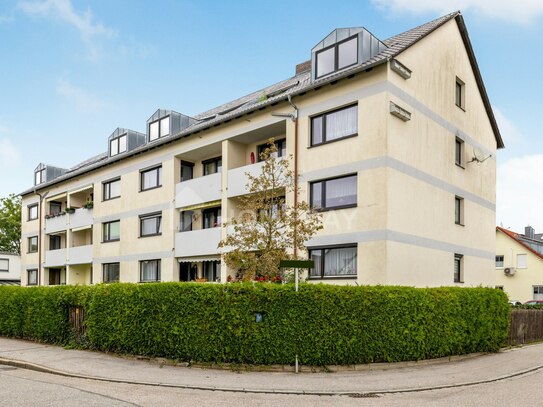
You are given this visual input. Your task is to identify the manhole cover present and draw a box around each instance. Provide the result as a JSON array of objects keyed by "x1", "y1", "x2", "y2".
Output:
[{"x1": 347, "y1": 393, "x2": 380, "y2": 398}]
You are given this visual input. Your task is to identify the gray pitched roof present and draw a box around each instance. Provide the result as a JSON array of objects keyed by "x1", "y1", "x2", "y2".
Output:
[{"x1": 21, "y1": 11, "x2": 502, "y2": 196}]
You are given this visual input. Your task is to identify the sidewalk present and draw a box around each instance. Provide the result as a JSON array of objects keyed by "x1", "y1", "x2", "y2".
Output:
[{"x1": 1, "y1": 337, "x2": 543, "y2": 395}]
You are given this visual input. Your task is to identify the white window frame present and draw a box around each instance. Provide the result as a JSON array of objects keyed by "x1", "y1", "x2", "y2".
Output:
[
  {"x1": 110, "y1": 135, "x2": 127, "y2": 156},
  {"x1": 149, "y1": 116, "x2": 170, "y2": 142},
  {"x1": 517, "y1": 253, "x2": 528, "y2": 269}
]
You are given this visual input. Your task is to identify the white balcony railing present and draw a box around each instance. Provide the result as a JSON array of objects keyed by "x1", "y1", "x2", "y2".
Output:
[
  {"x1": 227, "y1": 161, "x2": 265, "y2": 198},
  {"x1": 175, "y1": 228, "x2": 221, "y2": 257},
  {"x1": 45, "y1": 214, "x2": 68, "y2": 234},
  {"x1": 175, "y1": 173, "x2": 222, "y2": 208},
  {"x1": 45, "y1": 208, "x2": 93, "y2": 233},
  {"x1": 68, "y1": 245, "x2": 93, "y2": 265},
  {"x1": 70, "y1": 208, "x2": 93, "y2": 229},
  {"x1": 44, "y1": 249, "x2": 67, "y2": 267}
]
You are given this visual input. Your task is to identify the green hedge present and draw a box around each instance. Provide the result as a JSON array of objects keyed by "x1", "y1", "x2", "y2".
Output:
[{"x1": 0, "y1": 284, "x2": 509, "y2": 365}]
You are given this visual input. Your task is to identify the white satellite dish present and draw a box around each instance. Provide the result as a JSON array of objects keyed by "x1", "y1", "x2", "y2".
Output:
[{"x1": 469, "y1": 147, "x2": 492, "y2": 164}]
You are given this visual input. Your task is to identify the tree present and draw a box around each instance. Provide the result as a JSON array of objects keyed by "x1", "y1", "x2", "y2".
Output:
[
  {"x1": 219, "y1": 140, "x2": 322, "y2": 281},
  {"x1": 0, "y1": 194, "x2": 21, "y2": 255}
]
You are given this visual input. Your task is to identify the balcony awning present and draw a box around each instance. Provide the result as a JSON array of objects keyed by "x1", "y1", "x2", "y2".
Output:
[
  {"x1": 68, "y1": 184, "x2": 93, "y2": 195},
  {"x1": 178, "y1": 200, "x2": 221, "y2": 212},
  {"x1": 47, "y1": 192, "x2": 67, "y2": 202},
  {"x1": 177, "y1": 256, "x2": 221, "y2": 263},
  {"x1": 71, "y1": 225, "x2": 92, "y2": 232}
]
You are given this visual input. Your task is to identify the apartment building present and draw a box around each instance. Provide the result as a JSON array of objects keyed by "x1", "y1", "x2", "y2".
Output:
[
  {"x1": 496, "y1": 226, "x2": 543, "y2": 302},
  {"x1": 0, "y1": 252, "x2": 20, "y2": 286},
  {"x1": 20, "y1": 12, "x2": 503, "y2": 287}
]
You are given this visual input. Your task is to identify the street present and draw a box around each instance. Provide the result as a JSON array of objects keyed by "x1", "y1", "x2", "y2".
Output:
[{"x1": 1, "y1": 363, "x2": 542, "y2": 407}]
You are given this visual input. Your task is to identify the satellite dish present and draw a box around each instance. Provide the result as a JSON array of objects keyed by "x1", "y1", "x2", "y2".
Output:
[{"x1": 469, "y1": 147, "x2": 492, "y2": 164}]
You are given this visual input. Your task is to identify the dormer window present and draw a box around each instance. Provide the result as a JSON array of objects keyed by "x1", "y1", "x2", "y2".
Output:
[
  {"x1": 311, "y1": 28, "x2": 387, "y2": 82},
  {"x1": 316, "y1": 36, "x2": 358, "y2": 78},
  {"x1": 110, "y1": 135, "x2": 127, "y2": 157},
  {"x1": 149, "y1": 116, "x2": 170, "y2": 141},
  {"x1": 35, "y1": 168, "x2": 46, "y2": 185}
]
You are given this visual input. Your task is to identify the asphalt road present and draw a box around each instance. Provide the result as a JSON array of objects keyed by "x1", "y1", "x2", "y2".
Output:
[{"x1": 2, "y1": 363, "x2": 543, "y2": 406}]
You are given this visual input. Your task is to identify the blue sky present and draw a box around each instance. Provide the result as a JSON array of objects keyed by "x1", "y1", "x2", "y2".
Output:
[{"x1": 1, "y1": 0, "x2": 542, "y2": 232}]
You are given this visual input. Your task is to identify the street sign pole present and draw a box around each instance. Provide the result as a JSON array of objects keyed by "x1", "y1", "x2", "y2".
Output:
[{"x1": 279, "y1": 259, "x2": 314, "y2": 373}]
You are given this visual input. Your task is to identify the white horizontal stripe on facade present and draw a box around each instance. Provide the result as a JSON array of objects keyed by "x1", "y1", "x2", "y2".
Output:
[
  {"x1": 300, "y1": 156, "x2": 495, "y2": 212},
  {"x1": 94, "y1": 202, "x2": 172, "y2": 224},
  {"x1": 387, "y1": 83, "x2": 495, "y2": 160},
  {"x1": 94, "y1": 251, "x2": 174, "y2": 264},
  {"x1": 298, "y1": 79, "x2": 494, "y2": 159},
  {"x1": 306, "y1": 229, "x2": 494, "y2": 260}
]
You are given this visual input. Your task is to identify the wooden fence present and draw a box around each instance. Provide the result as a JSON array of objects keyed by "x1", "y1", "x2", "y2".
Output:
[
  {"x1": 68, "y1": 306, "x2": 87, "y2": 341},
  {"x1": 508, "y1": 309, "x2": 543, "y2": 345}
]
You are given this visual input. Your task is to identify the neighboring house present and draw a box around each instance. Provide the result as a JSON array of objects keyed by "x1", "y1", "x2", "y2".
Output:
[
  {"x1": 19, "y1": 11, "x2": 502, "y2": 287},
  {"x1": 0, "y1": 252, "x2": 21, "y2": 286},
  {"x1": 496, "y1": 226, "x2": 543, "y2": 302}
]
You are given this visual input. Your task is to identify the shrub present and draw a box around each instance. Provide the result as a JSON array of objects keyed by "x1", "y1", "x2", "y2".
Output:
[
  {"x1": 0, "y1": 284, "x2": 509, "y2": 365},
  {"x1": 0, "y1": 285, "x2": 89, "y2": 344}
]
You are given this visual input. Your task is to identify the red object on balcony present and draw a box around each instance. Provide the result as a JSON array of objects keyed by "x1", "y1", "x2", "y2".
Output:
[{"x1": 250, "y1": 152, "x2": 255, "y2": 164}]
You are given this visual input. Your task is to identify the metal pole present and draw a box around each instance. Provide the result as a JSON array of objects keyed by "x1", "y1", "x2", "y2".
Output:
[{"x1": 295, "y1": 267, "x2": 299, "y2": 373}]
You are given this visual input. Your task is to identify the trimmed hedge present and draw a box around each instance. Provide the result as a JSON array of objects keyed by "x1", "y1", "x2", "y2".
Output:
[{"x1": 0, "y1": 284, "x2": 509, "y2": 365}]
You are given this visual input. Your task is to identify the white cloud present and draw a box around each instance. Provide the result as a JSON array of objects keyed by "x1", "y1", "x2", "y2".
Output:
[
  {"x1": 18, "y1": 0, "x2": 115, "y2": 60},
  {"x1": 0, "y1": 138, "x2": 21, "y2": 168},
  {"x1": 0, "y1": 15, "x2": 14, "y2": 23},
  {"x1": 371, "y1": 0, "x2": 543, "y2": 24},
  {"x1": 497, "y1": 155, "x2": 543, "y2": 232},
  {"x1": 56, "y1": 79, "x2": 105, "y2": 111}
]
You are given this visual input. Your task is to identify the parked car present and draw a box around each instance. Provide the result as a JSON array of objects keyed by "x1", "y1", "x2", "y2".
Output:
[
  {"x1": 509, "y1": 300, "x2": 522, "y2": 306},
  {"x1": 523, "y1": 300, "x2": 543, "y2": 305}
]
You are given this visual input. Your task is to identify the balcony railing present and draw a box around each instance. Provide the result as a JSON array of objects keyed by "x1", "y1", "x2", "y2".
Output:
[
  {"x1": 175, "y1": 228, "x2": 221, "y2": 257},
  {"x1": 67, "y1": 245, "x2": 93, "y2": 265},
  {"x1": 175, "y1": 173, "x2": 222, "y2": 208},
  {"x1": 44, "y1": 249, "x2": 67, "y2": 268},
  {"x1": 45, "y1": 208, "x2": 93, "y2": 233},
  {"x1": 45, "y1": 214, "x2": 68, "y2": 234},
  {"x1": 70, "y1": 208, "x2": 93, "y2": 229},
  {"x1": 227, "y1": 161, "x2": 266, "y2": 198}
]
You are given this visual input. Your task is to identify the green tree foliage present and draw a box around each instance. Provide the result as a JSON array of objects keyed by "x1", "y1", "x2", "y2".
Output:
[
  {"x1": 0, "y1": 194, "x2": 21, "y2": 255},
  {"x1": 0, "y1": 284, "x2": 510, "y2": 365},
  {"x1": 219, "y1": 140, "x2": 322, "y2": 281}
]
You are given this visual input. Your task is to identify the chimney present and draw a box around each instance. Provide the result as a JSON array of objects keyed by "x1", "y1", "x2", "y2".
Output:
[
  {"x1": 525, "y1": 225, "x2": 535, "y2": 239},
  {"x1": 295, "y1": 60, "x2": 311, "y2": 75}
]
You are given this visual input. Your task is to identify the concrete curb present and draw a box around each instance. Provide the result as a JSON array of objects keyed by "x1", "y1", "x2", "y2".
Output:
[{"x1": 2, "y1": 355, "x2": 543, "y2": 396}]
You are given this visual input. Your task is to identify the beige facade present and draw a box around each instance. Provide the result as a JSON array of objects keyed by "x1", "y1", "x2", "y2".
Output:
[
  {"x1": 20, "y1": 12, "x2": 502, "y2": 288},
  {"x1": 495, "y1": 227, "x2": 543, "y2": 303}
]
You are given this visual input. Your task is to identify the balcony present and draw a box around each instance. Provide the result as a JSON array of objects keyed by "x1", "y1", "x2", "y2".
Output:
[
  {"x1": 227, "y1": 161, "x2": 266, "y2": 198},
  {"x1": 70, "y1": 208, "x2": 93, "y2": 229},
  {"x1": 175, "y1": 228, "x2": 221, "y2": 257},
  {"x1": 175, "y1": 172, "x2": 222, "y2": 208},
  {"x1": 68, "y1": 245, "x2": 93, "y2": 265},
  {"x1": 45, "y1": 214, "x2": 68, "y2": 234},
  {"x1": 227, "y1": 158, "x2": 285, "y2": 198},
  {"x1": 44, "y1": 249, "x2": 67, "y2": 267}
]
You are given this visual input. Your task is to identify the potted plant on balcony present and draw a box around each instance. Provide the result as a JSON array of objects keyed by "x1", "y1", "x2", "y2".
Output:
[
  {"x1": 65, "y1": 207, "x2": 75, "y2": 214},
  {"x1": 84, "y1": 201, "x2": 94, "y2": 209}
]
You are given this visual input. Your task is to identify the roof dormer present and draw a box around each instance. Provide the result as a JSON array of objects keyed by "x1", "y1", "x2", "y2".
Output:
[
  {"x1": 34, "y1": 163, "x2": 67, "y2": 186},
  {"x1": 146, "y1": 109, "x2": 198, "y2": 142},
  {"x1": 108, "y1": 128, "x2": 146, "y2": 157},
  {"x1": 311, "y1": 27, "x2": 388, "y2": 81}
]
